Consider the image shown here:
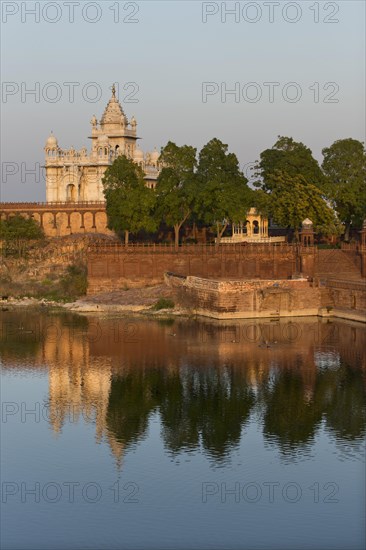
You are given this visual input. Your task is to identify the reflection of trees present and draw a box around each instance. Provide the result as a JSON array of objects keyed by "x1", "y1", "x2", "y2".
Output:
[
  {"x1": 106, "y1": 367, "x2": 161, "y2": 448},
  {"x1": 2, "y1": 311, "x2": 365, "y2": 463},
  {"x1": 262, "y1": 368, "x2": 323, "y2": 451},
  {"x1": 106, "y1": 361, "x2": 365, "y2": 462},
  {"x1": 262, "y1": 363, "x2": 366, "y2": 453},
  {"x1": 0, "y1": 311, "x2": 41, "y2": 359},
  {"x1": 106, "y1": 366, "x2": 255, "y2": 461},
  {"x1": 321, "y1": 364, "x2": 366, "y2": 441},
  {"x1": 160, "y1": 367, "x2": 255, "y2": 460},
  {"x1": 0, "y1": 310, "x2": 88, "y2": 362}
]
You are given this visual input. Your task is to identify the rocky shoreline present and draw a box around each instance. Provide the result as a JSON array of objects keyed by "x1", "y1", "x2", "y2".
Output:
[
  {"x1": 1, "y1": 280, "x2": 365, "y2": 323},
  {"x1": 0, "y1": 285, "x2": 187, "y2": 317}
]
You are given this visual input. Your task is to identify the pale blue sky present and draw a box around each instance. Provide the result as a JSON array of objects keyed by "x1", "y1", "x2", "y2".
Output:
[{"x1": 1, "y1": 0, "x2": 365, "y2": 201}]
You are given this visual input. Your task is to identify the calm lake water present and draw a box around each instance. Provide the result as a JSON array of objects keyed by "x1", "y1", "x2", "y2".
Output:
[{"x1": 1, "y1": 311, "x2": 365, "y2": 550}]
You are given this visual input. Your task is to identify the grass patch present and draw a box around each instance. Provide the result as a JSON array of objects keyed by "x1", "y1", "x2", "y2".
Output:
[{"x1": 151, "y1": 298, "x2": 175, "y2": 311}]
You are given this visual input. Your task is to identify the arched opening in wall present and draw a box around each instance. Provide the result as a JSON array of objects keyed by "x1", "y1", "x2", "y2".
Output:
[
  {"x1": 253, "y1": 220, "x2": 259, "y2": 235},
  {"x1": 95, "y1": 211, "x2": 111, "y2": 234},
  {"x1": 115, "y1": 145, "x2": 119, "y2": 153},
  {"x1": 82, "y1": 212, "x2": 93, "y2": 234},
  {"x1": 66, "y1": 184, "x2": 76, "y2": 202},
  {"x1": 70, "y1": 211, "x2": 82, "y2": 234},
  {"x1": 31, "y1": 212, "x2": 42, "y2": 227},
  {"x1": 54, "y1": 212, "x2": 68, "y2": 237}
]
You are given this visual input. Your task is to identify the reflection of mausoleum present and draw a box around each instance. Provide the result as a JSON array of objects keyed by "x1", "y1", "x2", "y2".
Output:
[{"x1": 220, "y1": 208, "x2": 285, "y2": 243}]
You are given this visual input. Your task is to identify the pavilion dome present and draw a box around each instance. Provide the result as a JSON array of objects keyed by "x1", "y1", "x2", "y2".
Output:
[
  {"x1": 150, "y1": 149, "x2": 160, "y2": 162},
  {"x1": 134, "y1": 147, "x2": 144, "y2": 161},
  {"x1": 45, "y1": 132, "x2": 58, "y2": 148}
]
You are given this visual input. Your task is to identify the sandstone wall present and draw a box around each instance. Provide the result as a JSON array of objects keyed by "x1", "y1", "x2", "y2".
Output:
[
  {"x1": 0, "y1": 203, "x2": 111, "y2": 237},
  {"x1": 166, "y1": 274, "x2": 322, "y2": 319},
  {"x1": 324, "y1": 279, "x2": 366, "y2": 320},
  {"x1": 87, "y1": 244, "x2": 297, "y2": 294},
  {"x1": 165, "y1": 274, "x2": 366, "y2": 321}
]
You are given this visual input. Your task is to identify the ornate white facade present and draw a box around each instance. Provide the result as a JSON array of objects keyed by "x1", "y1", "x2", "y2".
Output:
[{"x1": 45, "y1": 85, "x2": 160, "y2": 203}]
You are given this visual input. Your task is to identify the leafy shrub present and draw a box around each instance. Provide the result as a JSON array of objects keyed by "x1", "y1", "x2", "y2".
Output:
[
  {"x1": 60, "y1": 263, "x2": 87, "y2": 299},
  {"x1": 0, "y1": 216, "x2": 45, "y2": 257},
  {"x1": 151, "y1": 298, "x2": 175, "y2": 310}
]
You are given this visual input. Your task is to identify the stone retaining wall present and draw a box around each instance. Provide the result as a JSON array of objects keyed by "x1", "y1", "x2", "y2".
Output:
[
  {"x1": 87, "y1": 243, "x2": 298, "y2": 294},
  {"x1": 165, "y1": 273, "x2": 366, "y2": 322},
  {"x1": 165, "y1": 273, "x2": 322, "y2": 319}
]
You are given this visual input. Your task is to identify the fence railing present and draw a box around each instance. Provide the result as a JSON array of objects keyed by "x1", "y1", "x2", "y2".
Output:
[
  {"x1": 341, "y1": 242, "x2": 365, "y2": 252},
  {"x1": 0, "y1": 201, "x2": 105, "y2": 208},
  {"x1": 324, "y1": 279, "x2": 366, "y2": 291},
  {"x1": 87, "y1": 241, "x2": 299, "y2": 255}
]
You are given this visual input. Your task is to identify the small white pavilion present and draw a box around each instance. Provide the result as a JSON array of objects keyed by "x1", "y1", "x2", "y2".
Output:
[{"x1": 220, "y1": 208, "x2": 286, "y2": 243}]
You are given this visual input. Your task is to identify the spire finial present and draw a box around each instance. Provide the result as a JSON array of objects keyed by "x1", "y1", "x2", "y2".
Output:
[{"x1": 112, "y1": 83, "x2": 116, "y2": 98}]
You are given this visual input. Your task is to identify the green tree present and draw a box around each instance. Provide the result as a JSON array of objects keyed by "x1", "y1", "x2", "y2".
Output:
[
  {"x1": 102, "y1": 155, "x2": 156, "y2": 244},
  {"x1": 322, "y1": 138, "x2": 366, "y2": 241},
  {"x1": 255, "y1": 136, "x2": 326, "y2": 191},
  {"x1": 155, "y1": 141, "x2": 197, "y2": 249},
  {"x1": 196, "y1": 138, "x2": 252, "y2": 244},
  {"x1": 0, "y1": 215, "x2": 44, "y2": 256},
  {"x1": 251, "y1": 188, "x2": 272, "y2": 218},
  {"x1": 268, "y1": 171, "x2": 339, "y2": 241}
]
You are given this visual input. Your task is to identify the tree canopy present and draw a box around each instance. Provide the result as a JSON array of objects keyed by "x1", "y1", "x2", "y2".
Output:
[
  {"x1": 196, "y1": 138, "x2": 252, "y2": 244},
  {"x1": 268, "y1": 171, "x2": 339, "y2": 240},
  {"x1": 102, "y1": 135, "x2": 364, "y2": 244},
  {"x1": 102, "y1": 155, "x2": 157, "y2": 244},
  {"x1": 322, "y1": 138, "x2": 366, "y2": 240},
  {"x1": 0, "y1": 215, "x2": 45, "y2": 257},
  {"x1": 155, "y1": 141, "x2": 197, "y2": 248},
  {"x1": 255, "y1": 136, "x2": 326, "y2": 191},
  {"x1": 0, "y1": 215, "x2": 44, "y2": 241}
]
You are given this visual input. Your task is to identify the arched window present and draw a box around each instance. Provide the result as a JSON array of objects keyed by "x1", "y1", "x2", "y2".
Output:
[{"x1": 253, "y1": 220, "x2": 259, "y2": 235}]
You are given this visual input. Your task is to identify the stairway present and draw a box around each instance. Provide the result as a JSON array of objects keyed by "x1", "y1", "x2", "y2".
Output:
[{"x1": 315, "y1": 249, "x2": 362, "y2": 281}]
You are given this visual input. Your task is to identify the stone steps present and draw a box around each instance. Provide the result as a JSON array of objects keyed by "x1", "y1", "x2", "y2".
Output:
[{"x1": 315, "y1": 249, "x2": 362, "y2": 281}]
